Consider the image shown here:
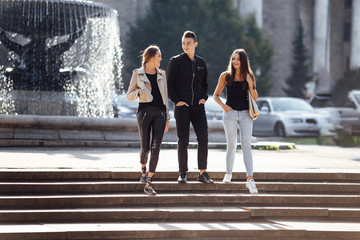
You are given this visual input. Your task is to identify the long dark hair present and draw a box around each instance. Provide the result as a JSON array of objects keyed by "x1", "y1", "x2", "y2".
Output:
[
  {"x1": 141, "y1": 45, "x2": 160, "y2": 67},
  {"x1": 225, "y1": 49, "x2": 256, "y2": 90}
]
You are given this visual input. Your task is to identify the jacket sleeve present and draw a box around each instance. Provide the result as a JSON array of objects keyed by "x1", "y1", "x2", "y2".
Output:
[
  {"x1": 126, "y1": 70, "x2": 141, "y2": 101},
  {"x1": 162, "y1": 70, "x2": 170, "y2": 120},
  {"x1": 166, "y1": 57, "x2": 180, "y2": 104},
  {"x1": 202, "y1": 61, "x2": 209, "y2": 101}
]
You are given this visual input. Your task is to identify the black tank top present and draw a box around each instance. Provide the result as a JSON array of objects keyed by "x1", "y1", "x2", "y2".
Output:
[{"x1": 225, "y1": 81, "x2": 249, "y2": 111}]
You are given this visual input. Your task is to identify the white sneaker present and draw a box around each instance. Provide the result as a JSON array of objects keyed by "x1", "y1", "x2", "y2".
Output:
[
  {"x1": 246, "y1": 179, "x2": 258, "y2": 194},
  {"x1": 223, "y1": 172, "x2": 232, "y2": 183}
]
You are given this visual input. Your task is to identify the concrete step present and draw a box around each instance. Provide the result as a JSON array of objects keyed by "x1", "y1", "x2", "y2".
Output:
[
  {"x1": 0, "y1": 220, "x2": 359, "y2": 239},
  {"x1": 1, "y1": 207, "x2": 359, "y2": 223},
  {"x1": 0, "y1": 207, "x2": 250, "y2": 223},
  {"x1": 1, "y1": 182, "x2": 359, "y2": 195},
  {"x1": 1, "y1": 170, "x2": 359, "y2": 182},
  {"x1": 1, "y1": 193, "x2": 359, "y2": 209},
  {"x1": 1, "y1": 171, "x2": 359, "y2": 239}
]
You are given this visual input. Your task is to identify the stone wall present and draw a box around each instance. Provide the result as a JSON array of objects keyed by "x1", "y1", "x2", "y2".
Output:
[{"x1": 0, "y1": 115, "x2": 226, "y2": 147}]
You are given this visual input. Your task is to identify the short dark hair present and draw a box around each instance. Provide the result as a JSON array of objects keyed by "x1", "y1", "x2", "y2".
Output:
[{"x1": 182, "y1": 30, "x2": 197, "y2": 42}]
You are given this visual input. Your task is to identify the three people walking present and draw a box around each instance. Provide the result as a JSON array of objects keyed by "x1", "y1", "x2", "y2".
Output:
[{"x1": 127, "y1": 32, "x2": 257, "y2": 195}]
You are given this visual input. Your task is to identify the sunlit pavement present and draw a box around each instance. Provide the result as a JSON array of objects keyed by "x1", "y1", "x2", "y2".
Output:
[{"x1": 0, "y1": 145, "x2": 359, "y2": 173}]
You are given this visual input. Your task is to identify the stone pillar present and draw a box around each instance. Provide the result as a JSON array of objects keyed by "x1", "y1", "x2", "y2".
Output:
[
  {"x1": 313, "y1": 0, "x2": 332, "y2": 95},
  {"x1": 235, "y1": 0, "x2": 263, "y2": 28},
  {"x1": 350, "y1": 0, "x2": 360, "y2": 68},
  {"x1": 313, "y1": 0, "x2": 330, "y2": 72}
]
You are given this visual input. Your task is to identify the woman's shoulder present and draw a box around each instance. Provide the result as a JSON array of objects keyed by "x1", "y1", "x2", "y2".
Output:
[
  {"x1": 133, "y1": 67, "x2": 145, "y2": 74},
  {"x1": 220, "y1": 71, "x2": 229, "y2": 77},
  {"x1": 220, "y1": 71, "x2": 230, "y2": 80}
]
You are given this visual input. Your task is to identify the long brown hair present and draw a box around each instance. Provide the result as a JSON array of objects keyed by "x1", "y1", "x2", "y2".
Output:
[
  {"x1": 141, "y1": 45, "x2": 160, "y2": 67},
  {"x1": 225, "y1": 49, "x2": 256, "y2": 90}
]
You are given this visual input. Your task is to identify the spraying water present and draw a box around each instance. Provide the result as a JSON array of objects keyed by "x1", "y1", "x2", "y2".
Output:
[{"x1": 0, "y1": 0, "x2": 122, "y2": 117}]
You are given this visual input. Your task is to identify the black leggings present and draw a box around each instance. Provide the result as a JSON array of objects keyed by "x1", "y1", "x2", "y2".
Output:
[{"x1": 137, "y1": 106, "x2": 166, "y2": 173}]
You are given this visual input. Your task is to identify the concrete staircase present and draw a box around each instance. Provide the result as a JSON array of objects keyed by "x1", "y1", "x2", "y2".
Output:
[{"x1": 0, "y1": 170, "x2": 359, "y2": 239}]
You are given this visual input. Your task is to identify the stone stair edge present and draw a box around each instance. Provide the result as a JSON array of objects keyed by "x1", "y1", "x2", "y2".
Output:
[
  {"x1": 0, "y1": 222, "x2": 360, "y2": 240},
  {"x1": 0, "y1": 171, "x2": 359, "y2": 183}
]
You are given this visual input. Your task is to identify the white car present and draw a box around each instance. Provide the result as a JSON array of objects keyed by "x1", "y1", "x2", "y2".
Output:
[
  {"x1": 253, "y1": 97, "x2": 327, "y2": 137},
  {"x1": 205, "y1": 95, "x2": 226, "y2": 121},
  {"x1": 112, "y1": 94, "x2": 138, "y2": 118}
]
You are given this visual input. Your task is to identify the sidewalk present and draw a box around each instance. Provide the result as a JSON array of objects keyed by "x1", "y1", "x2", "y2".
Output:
[{"x1": 1, "y1": 144, "x2": 359, "y2": 173}]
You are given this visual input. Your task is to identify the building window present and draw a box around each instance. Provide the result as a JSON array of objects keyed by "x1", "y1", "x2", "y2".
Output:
[{"x1": 344, "y1": 22, "x2": 351, "y2": 42}]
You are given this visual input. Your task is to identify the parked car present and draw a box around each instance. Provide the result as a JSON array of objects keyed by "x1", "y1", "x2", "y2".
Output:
[
  {"x1": 253, "y1": 97, "x2": 326, "y2": 137},
  {"x1": 312, "y1": 90, "x2": 360, "y2": 137},
  {"x1": 313, "y1": 107, "x2": 340, "y2": 136},
  {"x1": 205, "y1": 95, "x2": 226, "y2": 121},
  {"x1": 112, "y1": 94, "x2": 138, "y2": 118}
]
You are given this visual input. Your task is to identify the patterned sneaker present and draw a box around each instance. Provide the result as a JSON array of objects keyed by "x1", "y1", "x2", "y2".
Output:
[
  {"x1": 140, "y1": 172, "x2": 148, "y2": 183},
  {"x1": 246, "y1": 179, "x2": 258, "y2": 194},
  {"x1": 223, "y1": 172, "x2": 232, "y2": 183},
  {"x1": 177, "y1": 172, "x2": 187, "y2": 184},
  {"x1": 144, "y1": 182, "x2": 156, "y2": 196}
]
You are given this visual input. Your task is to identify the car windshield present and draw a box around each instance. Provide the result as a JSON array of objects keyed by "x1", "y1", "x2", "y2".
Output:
[{"x1": 271, "y1": 99, "x2": 313, "y2": 112}]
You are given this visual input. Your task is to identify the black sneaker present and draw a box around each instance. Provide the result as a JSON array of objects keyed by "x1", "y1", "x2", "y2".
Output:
[
  {"x1": 177, "y1": 172, "x2": 187, "y2": 184},
  {"x1": 198, "y1": 172, "x2": 214, "y2": 184},
  {"x1": 140, "y1": 172, "x2": 148, "y2": 183},
  {"x1": 144, "y1": 183, "x2": 156, "y2": 196}
]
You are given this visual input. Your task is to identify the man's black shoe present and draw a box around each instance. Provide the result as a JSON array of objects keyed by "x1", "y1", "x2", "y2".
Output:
[
  {"x1": 177, "y1": 172, "x2": 187, "y2": 183},
  {"x1": 198, "y1": 171, "x2": 214, "y2": 184}
]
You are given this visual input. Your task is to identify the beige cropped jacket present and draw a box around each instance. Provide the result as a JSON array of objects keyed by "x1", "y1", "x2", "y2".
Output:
[{"x1": 126, "y1": 66, "x2": 170, "y2": 120}]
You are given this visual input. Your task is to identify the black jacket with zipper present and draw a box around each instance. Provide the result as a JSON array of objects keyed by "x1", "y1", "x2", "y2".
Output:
[{"x1": 166, "y1": 53, "x2": 208, "y2": 106}]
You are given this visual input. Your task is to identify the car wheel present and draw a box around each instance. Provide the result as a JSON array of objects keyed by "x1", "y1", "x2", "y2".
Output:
[{"x1": 275, "y1": 122, "x2": 286, "y2": 137}]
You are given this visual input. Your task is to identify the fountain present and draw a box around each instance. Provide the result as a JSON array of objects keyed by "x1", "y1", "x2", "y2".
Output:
[{"x1": 0, "y1": 0, "x2": 122, "y2": 117}]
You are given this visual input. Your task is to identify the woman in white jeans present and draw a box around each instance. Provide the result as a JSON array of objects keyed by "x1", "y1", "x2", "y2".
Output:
[{"x1": 213, "y1": 49, "x2": 258, "y2": 194}]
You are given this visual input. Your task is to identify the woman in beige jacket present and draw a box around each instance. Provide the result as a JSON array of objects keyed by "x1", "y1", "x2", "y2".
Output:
[{"x1": 127, "y1": 45, "x2": 170, "y2": 195}]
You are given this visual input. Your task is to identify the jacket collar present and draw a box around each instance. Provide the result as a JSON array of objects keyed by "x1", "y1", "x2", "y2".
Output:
[
  {"x1": 182, "y1": 52, "x2": 198, "y2": 62},
  {"x1": 138, "y1": 66, "x2": 164, "y2": 82}
]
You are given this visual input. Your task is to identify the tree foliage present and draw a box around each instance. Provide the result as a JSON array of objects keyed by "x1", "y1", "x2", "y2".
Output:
[
  {"x1": 123, "y1": 0, "x2": 273, "y2": 96},
  {"x1": 283, "y1": 20, "x2": 312, "y2": 98}
]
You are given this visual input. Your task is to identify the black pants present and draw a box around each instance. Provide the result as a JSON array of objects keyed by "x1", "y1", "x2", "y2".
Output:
[
  {"x1": 174, "y1": 104, "x2": 208, "y2": 173},
  {"x1": 137, "y1": 106, "x2": 166, "y2": 173}
]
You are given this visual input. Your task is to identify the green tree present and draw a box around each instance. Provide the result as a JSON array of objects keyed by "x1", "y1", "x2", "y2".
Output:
[
  {"x1": 243, "y1": 16, "x2": 273, "y2": 96},
  {"x1": 283, "y1": 20, "x2": 312, "y2": 98},
  {"x1": 124, "y1": 0, "x2": 273, "y2": 96}
]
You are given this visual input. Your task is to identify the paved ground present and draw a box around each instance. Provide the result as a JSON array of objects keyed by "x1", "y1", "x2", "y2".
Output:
[{"x1": 1, "y1": 144, "x2": 359, "y2": 173}]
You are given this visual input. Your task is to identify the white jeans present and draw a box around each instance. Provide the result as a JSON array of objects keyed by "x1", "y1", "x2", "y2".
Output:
[{"x1": 222, "y1": 110, "x2": 253, "y2": 176}]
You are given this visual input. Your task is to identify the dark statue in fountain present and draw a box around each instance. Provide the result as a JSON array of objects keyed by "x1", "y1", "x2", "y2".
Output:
[
  {"x1": 0, "y1": 0, "x2": 121, "y2": 117},
  {"x1": 0, "y1": 0, "x2": 109, "y2": 91},
  {"x1": 0, "y1": 29, "x2": 83, "y2": 91}
]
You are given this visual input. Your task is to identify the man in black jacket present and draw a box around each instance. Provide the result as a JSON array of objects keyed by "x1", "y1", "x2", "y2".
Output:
[{"x1": 167, "y1": 30, "x2": 213, "y2": 184}]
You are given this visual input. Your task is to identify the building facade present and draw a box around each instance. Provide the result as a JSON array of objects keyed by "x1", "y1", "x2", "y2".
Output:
[
  {"x1": 234, "y1": 0, "x2": 359, "y2": 96},
  {"x1": 97, "y1": 0, "x2": 358, "y2": 96}
]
